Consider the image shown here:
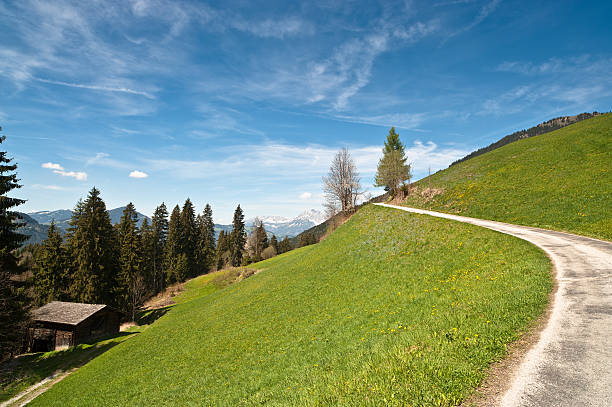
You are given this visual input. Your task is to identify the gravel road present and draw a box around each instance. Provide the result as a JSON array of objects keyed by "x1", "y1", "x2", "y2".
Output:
[{"x1": 375, "y1": 203, "x2": 612, "y2": 407}]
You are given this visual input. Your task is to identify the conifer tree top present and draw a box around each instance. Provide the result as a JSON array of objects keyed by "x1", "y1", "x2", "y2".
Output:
[{"x1": 383, "y1": 127, "x2": 405, "y2": 155}]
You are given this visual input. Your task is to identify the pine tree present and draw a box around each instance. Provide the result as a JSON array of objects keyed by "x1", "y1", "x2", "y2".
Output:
[
  {"x1": 165, "y1": 205, "x2": 181, "y2": 284},
  {"x1": 139, "y1": 218, "x2": 156, "y2": 295},
  {"x1": 68, "y1": 187, "x2": 119, "y2": 305},
  {"x1": 299, "y1": 232, "x2": 317, "y2": 247},
  {"x1": 278, "y1": 236, "x2": 293, "y2": 254},
  {"x1": 151, "y1": 203, "x2": 168, "y2": 293},
  {"x1": 0, "y1": 132, "x2": 30, "y2": 361},
  {"x1": 383, "y1": 127, "x2": 405, "y2": 155},
  {"x1": 375, "y1": 127, "x2": 411, "y2": 196},
  {"x1": 230, "y1": 205, "x2": 246, "y2": 267},
  {"x1": 33, "y1": 222, "x2": 67, "y2": 304},
  {"x1": 215, "y1": 230, "x2": 229, "y2": 270},
  {"x1": 256, "y1": 221, "x2": 268, "y2": 254},
  {"x1": 179, "y1": 198, "x2": 197, "y2": 277},
  {"x1": 269, "y1": 235, "x2": 279, "y2": 253},
  {"x1": 198, "y1": 204, "x2": 216, "y2": 273},
  {"x1": 174, "y1": 253, "x2": 189, "y2": 283},
  {"x1": 117, "y1": 203, "x2": 143, "y2": 320}
]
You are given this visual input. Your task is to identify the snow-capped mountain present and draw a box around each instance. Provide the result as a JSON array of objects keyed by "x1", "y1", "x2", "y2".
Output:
[{"x1": 247, "y1": 209, "x2": 327, "y2": 238}]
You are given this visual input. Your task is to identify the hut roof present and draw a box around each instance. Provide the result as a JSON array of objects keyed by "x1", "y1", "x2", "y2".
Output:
[{"x1": 32, "y1": 301, "x2": 109, "y2": 325}]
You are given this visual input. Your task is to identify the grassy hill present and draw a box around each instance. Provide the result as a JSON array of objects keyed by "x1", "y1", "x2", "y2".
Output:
[
  {"x1": 31, "y1": 205, "x2": 551, "y2": 406},
  {"x1": 404, "y1": 113, "x2": 612, "y2": 241}
]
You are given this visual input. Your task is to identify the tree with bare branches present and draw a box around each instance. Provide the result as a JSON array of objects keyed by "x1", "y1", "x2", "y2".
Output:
[{"x1": 322, "y1": 148, "x2": 362, "y2": 215}]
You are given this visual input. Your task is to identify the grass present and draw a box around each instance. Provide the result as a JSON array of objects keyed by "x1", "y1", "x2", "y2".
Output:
[
  {"x1": 0, "y1": 268, "x2": 245, "y2": 403},
  {"x1": 0, "y1": 330, "x2": 140, "y2": 403},
  {"x1": 403, "y1": 113, "x2": 612, "y2": 241},
  {"x1": 31, "y1": 205, "x2": 551, "y2": 406}
]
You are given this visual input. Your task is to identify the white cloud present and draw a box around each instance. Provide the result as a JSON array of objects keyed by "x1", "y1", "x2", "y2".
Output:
[
  {"x1": 54, "y1": 170, "x2": 88, "y2": 181},
  {"x1": 299, "y1": 192, "x2": 312, "y2": 199},
  {"x1": 129, "y1": 170, "x2": 148, "y2": 178},
  {"x1": 41, "y1": 162, "x2": 64, "y2": 170},
  {"x1": 42, "y1": 162, "x2": 87, "y2": 180}
]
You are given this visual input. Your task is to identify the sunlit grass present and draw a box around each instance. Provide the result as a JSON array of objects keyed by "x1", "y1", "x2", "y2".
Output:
[
  {"x1": 403, "y1": 113, "x2": 612, "y2": 240},
  {"x1": 31, "y1": 205, "x2": 551, "y2": 406},
  {"x1": 0, "y1": 330, "x2": 140, "y2": 403}
]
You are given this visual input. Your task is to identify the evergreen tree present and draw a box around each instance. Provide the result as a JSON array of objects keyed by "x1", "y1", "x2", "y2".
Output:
[
  {"x1": 165, "y1": 205, "x2": 181, "y2": 284},
  {"x1": 299, "y1": 232, "x2": 317, "y2": 247},
  {"x1": 278, "y1": 236, "x2": 293, "y2": 254},
  {"x1": 382, "y1": 127, "x2": 405, "y2": 155},
  {"x1": 375, "y1": 127, "x2": 411, "y2": 196},
  {"x1": 198, "y1": 204, "x2": 216, "y2": 273},
  {"x1": 215, "y1": 230, "x2": 229, "y2": 270},
  {"x1": 0, "y1": 132, "x2": 30, "y2": 362},
  {"x1": 33, "y1": 222, "x2": 67, "y2": 304},
  {"x1": 269, "y1": 235, "x2": 279, "y2": 253},
  {"x1": 179, "y1": 198, "x2": 197, "y2": 277},
  {"x1": 254, "y1": 219, "x2": 268, "y2": 261},
  {"x1": 117, "y1": 203, "x2": 143, "y2": 320},
  {"x1": 230, "y1": 205, "x2": 246, "y2": 267},
  {"x1": 174, "y1": 253, "x2": 189, "y2": 283},
  {"x1": 68, "y1": 187, "x2": 119, "y2": 305},
  {"x1": 139, "y1": 218, "x2": 156, "y2": 295},
  {"x1": 151, "y1": 203, "x2": 168, "y2": 293}
]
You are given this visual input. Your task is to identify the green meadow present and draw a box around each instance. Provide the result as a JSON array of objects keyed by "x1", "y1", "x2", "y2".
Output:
[
  {"x1": 0, "y1": 330, "x2": 140, "y2": 403},
  {"x1": 31, "y1": 205, "x2": 551, "y2": 406},
  {"x1": 403, "y1": 113, "x2": 612, "y2": 241}
]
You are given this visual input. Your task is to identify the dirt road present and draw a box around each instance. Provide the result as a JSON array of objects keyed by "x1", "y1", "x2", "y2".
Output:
[{"x1": 375, "y1": 203, "x2": 612, "y2": 406}]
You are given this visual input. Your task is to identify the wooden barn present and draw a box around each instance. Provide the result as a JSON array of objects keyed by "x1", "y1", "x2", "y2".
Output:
[{"x1": 27, "y1": 301, "x2": 122, "y2": 352}]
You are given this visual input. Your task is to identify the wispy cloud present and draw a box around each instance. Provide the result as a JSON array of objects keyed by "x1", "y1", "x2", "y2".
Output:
[
  {"x1": 332, "y1": 112, "x2": 427, "y2": 129},
  {"x1": 227, "y1": 18, "x2": 440, "y2": 110},
  {"x1": 299, "y1": 192, "x2": 312, "y2": 200},
  {"x1": 496, "y1": 55, "x2": 611, "y2": 76},
  {"x1": 55, "y1": 170, "x2": 87, "y2": 181},
  {"x1": 85, "y1": 152, "x2": 133, "y2": 169},
  {"x1": 446, "y1": 0, "x2": 501, "y2": 39},
  {"x1": 482, "y1": 55, "x2": 612, "y2": 115},
  {"x1": 31, "y1": 184, "x2": 67, "y2": 191},
  {"x1": 34, "y1": 78, "x2": 155, "y2": 99},
  {"x1": 145, "y1": 140, "x2": 468, "y2": 182}
]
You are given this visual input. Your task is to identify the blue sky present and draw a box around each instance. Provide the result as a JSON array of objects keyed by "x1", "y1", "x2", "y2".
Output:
[{"x1": 2, "y1": 0, "x2": 611, "y2": 222}]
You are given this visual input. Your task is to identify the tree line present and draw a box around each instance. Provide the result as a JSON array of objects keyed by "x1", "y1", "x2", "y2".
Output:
[{"x1": 31, "y1": 190, "x2": 296, "y2": 321}]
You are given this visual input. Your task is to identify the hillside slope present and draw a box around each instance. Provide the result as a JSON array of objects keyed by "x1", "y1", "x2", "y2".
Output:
[
  {"x1": 451, "y1": 112, "x2": 602, "y2": 166},
  {"x1": 32, "y1": 205, "x2": 551, "y2": 406},
  {"x1": 405, "y1": 113, "x2": 612, "y2": 240}
]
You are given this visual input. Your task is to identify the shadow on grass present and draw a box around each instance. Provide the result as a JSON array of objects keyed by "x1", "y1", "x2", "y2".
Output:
[
  {"x1": 135, "y1": 306, "x2": 172, "y2": 326},
  {"x1": 0, "y1": 331, "x2": 139, "y2": 403}
]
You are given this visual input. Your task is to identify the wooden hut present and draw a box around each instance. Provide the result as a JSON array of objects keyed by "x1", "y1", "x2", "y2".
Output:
[{"x1": 27, "y1": 301, "x2": 122, "y2": 352}]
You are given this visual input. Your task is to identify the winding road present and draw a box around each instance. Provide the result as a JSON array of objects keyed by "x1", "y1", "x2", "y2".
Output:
[{"x1": 375, "y1": 203, "x2": 612, "y2": 407}]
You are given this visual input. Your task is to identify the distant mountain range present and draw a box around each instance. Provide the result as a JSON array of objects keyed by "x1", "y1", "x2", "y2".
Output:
[
  {"x1": 19, "y1": 207, "x2": 151, "y2": 245},
  {"x1": 19, "y1": 207, "x2": 327, "y2": 245},
  {"x1": 245, "y1": 209, "x2": 328, "y2": 238}
]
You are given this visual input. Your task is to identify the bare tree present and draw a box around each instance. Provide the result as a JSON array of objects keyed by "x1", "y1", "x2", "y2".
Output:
[
  {"x1": 322, "y1": 148, "x2": 362, "y2": 214},
  {"x1": 245, "y1": 218, "x2": 267, "y2": 262}
]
